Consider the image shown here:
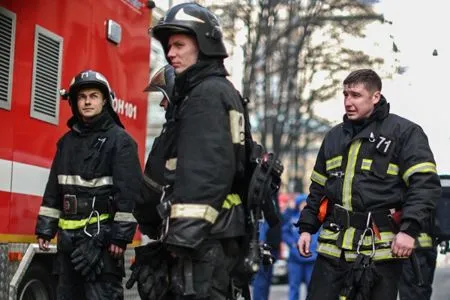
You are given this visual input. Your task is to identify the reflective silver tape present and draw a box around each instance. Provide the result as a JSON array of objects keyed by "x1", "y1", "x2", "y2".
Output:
[
  {"x1": 38, "y1": 206, "x2": 61, "y2": 218},
  {"x1": 58, "y1": 175, "x2": 113, "y2": 187}
]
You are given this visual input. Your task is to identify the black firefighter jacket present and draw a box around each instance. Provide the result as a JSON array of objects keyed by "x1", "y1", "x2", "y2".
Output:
[
  {"x1": 298, "y1": 97, "x2": 441, "y2": 261},
  {"x1": 35, "y1": 111, "x2": 141, "y2": 247},
  {"x1": 162, "y1": 60, "x2": 247, "y2": 250}
]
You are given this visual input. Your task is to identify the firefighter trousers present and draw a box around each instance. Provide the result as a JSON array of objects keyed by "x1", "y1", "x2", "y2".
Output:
[
  {"x1": 306, "y1": 253, "x2": 403, "y2": 300},
  {"x1": 55, "y1": 249, "x2": 124, "y2": 300},
  {"x1": 399, "y1": 247, "x2": 437, "y2": 300}
]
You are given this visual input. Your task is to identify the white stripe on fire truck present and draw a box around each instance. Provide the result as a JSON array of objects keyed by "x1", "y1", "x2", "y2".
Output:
[{"x1": 0, "y1": 159, "x2": 49, "y2": 196}]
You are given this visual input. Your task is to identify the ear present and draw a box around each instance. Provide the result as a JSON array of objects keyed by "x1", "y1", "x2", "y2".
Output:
[{"x1": 372, "y1": 91, "x2": 381, "y2": 104}]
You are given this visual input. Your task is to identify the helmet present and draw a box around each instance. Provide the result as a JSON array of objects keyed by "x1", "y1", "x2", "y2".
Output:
[
  {"x1": 66, "y1": 70, "x2": 123, "y2": 127},
  {"x1": 152, "y1": 2, "x2": 228, "y2": 58},
  {"x1": 68, "y1": 70, "x2": 113, "y2": 104},
  {"x1": 144, "y1": 64, "x2": 175, "y2": 101}
]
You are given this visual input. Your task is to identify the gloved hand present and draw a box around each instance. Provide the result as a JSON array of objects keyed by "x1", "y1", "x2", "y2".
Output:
[
  {"x1": 70, "y1": 233, "x2": 105, "y2": 281},
  {"x1": 126, "y1": 242, "x2": 170, "y2": 299}
]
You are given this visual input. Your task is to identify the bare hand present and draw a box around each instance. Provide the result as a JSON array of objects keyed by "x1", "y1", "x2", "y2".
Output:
[
  {"x1": 297, "y1": 232, "x2": 312, "y2": 257},
  {"x1": 391, "y1": 232, "x2": 415, "y2": 257},
  {"x1": 38, "y1": 238, "x2": 50, "y2": 251},
  {"x1": 109, "y1": 244, "x2": 124, "y2": 259}
]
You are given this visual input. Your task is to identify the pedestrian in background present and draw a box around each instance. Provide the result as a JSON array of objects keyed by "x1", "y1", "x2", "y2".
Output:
[{"x1": 282, "y1": 194, "x2": 318, "y2": 300}]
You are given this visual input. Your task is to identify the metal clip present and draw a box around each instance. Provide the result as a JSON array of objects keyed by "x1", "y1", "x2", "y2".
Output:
[
  {"x1": 330, "y1": 171, "x2": 345, "y2": 178},
  {"x1": 158, "y1": 185, "x2": 171, "y2": 241},
  {"x1": 357, "y1": 212, "x2": 376, "y2": 257},
  {"x1": 84, "y1": 196, "x2": 100, "y2": 237}
]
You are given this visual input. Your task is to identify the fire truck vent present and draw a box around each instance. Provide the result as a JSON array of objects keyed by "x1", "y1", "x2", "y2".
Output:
[
  {"x1": 30, "y1": 25, "x2": 63, "y2": 125},
  {"x1": 0, "y1": 7, "x2": 16, "y2": 111}
]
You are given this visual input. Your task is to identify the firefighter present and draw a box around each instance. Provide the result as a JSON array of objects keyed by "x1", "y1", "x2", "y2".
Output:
[
  {"x1": 148, "y1": 2, "x2": 248, "y2": 299},
  {"x1": 296, "y1": 69, "x2": 441, "y2": 300},
  {"x1": 133, "y1": 64, "x2": 175, "y2": 240},
  {"x1": 35, "y1": 70, "x2": 141, "y2": 300}
]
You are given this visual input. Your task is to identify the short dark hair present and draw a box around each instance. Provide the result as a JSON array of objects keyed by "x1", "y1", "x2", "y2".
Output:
[{"x1": 343, "y1": 69, "x2": 382, "y2": 93}]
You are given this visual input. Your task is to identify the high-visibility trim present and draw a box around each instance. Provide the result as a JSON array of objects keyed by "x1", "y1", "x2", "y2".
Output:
[
  {"x1": 114, "y1": 212, "x2": 137, "y2": 223},
  {"x1": 342, "y1": 227, "x2": 356, "y2": 250},
  {"x1": 222, "y1": 193, "x2": 242, "y2": 209},
  {"x1": 311, "y1": 170, "x2": 327, "y2": 186},
  {"x1": 387, "y1": 163, "x2": 399, "y2": 175},
  {"x1": 58, "y1": 214, "x2": 111, "y2": 230},
  {"x1": 342, "y1": 140, "x2": 362, "y2": 210},
  {"x1": 165, "y1": 158, "x2": 177, "y2": 171},
  {"x1": 57, "y1": 175, "x2": 113, "y2": 187},
  {"x1": 143, "y1": 174, "x2": 164, "y2": 192},
  {"x1": 417, "y1": 233, "x2": 433, "y2": 248},
  {"x1": 361, "y1": 159, "x2": 372, "y2": 171},
  {"x1": 170, "y1": 203, "x2": 218, "y2": 224},
  {"x1": 326, "y1": 156, "x2": 342, "y2": 171},
  {"x1": 319, "y1": 241, "x2": 406, "y2": 262},
  {"x1": 317, "y1": 242, "x2": 342, "y2": 258},
  {"x1": 319, "y1": 228, "x2": 395, "y2": 247},
  {"x1": 344, "y1": 248, "x2": 406, "y2": 262},
  {"x1": 38, "y1": 206, "x2": 61, "y2": 218},
  {"x1": 402, "y1": 162, "x2": 437, "y2": 185},
  {"x1": 229, "y1": 110, "x2": 245, "y2": 145},
  {"x1": 319, "y1": 229, "x2": 340, "y2": 241}
]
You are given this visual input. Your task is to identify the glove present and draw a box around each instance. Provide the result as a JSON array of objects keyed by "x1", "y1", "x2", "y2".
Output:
[
  {"x1": 126, "y1": 242, "x2": 170, "y2": 299},
  {"x1": 70, "y1": 234, "x2": 105, "y2": 281}
]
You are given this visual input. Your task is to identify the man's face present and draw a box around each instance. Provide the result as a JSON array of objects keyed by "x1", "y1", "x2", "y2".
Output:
[
  {"x1": 343, "y1": 83, "x2": 380, "y2": 121},
  {"x1": 77, "y1": 87, "x2": 105, "y2": 121},
  {"x1": 167, "y1": 33, "x2": 199, "y2": 74},
  {"x1": 159, "y1": 96, "x2": 169, "y2": 111}
]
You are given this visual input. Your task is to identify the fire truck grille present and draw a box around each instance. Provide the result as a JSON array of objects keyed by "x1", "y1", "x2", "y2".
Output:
[
  {"x1": 30, "y1": 26, "x2": 63, "y2": 125},
  {"x1": 0, "y1": 7, "x2": 15, "y2": 110}
]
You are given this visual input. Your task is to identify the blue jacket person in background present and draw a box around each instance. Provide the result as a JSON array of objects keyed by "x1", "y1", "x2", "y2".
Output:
[{"x1": 283, "y1": 194, "x2": 319, "y2": 300}]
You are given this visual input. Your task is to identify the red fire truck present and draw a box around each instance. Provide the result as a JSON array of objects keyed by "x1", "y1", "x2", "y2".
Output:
[{"x1": 0, "y1": 0, "x2": 153, "y2": 299}]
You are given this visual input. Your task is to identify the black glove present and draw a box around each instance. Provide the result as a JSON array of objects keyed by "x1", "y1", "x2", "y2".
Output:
[
  {"x1": 126, "y1": 242, "x2": 170, "y2": 299},
  {"x1": 70, "y1": 233, "x2": 105, "y2": 281}
]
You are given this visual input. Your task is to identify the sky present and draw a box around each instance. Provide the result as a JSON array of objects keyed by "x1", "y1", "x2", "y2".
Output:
[{"x1": 315, "y1": 0, "x2": 450, "y2": 174}]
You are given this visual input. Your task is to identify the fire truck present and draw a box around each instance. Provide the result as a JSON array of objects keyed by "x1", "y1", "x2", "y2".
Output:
[{"x1": 0, "y1": 0, "x2": 153, "y2": 299}]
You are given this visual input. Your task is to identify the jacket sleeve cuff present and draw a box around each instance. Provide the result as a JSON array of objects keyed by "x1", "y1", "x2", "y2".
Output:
[
  {"x1": 111, "y1": 239, "x2": 128, "y2": 250},
  {"x1": 400, "y1": 220, "x2": 421, "y2": 239}
]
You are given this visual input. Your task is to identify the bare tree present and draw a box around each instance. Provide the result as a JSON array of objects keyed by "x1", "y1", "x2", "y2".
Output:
[{"x1": 211, "y1": 0, "x2": 385, "y2": 190}]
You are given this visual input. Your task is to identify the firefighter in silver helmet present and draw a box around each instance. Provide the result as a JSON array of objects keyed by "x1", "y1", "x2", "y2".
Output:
[{"x1": 35, "y1": 70, "x2": 141, "y2": 300}]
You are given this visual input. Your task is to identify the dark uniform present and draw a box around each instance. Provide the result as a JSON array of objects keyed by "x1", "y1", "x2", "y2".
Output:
[
  {"x1": 35, "y1": 70, "x2": 141, "y2": 300},
  {"x1": 151, "y1": 3, "x2": 247, "y2": 299},
  {"x1": 298, "y1": 95, "x2": 441, "y2": 300},
  {"x1": 134, "y1": 64, "x2": 176, "y2": 239}
]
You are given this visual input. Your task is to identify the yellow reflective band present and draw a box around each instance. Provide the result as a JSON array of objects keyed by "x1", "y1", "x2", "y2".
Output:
[
  {"x1": 319, "y1": 229, "x2": 339, "y2": 241},
  {"x1": 311, "y1": 170, "x2": 327, "y2": 186},
  {"x1": 326, "y1": 156, "x2": 343, "y2": 171},
  {"x1": 222, "y1": 193, "x2": 242, "y2": 209},
  {"x1": 417, "y1": 233, "x2": 433, "y2": 248},
  {"x1": 342, "y1": 140, "x2": 362, "y2": 210},
  {"x1": 320, "y1": 228, "x2": 395, "y2": 246},
  {"x1": 38, "y1": 206, "x2": 61, "y2": 219},
  {"x1": 58, "y1": 214, "x2": 111, "y2": 230},
  {"x1": 229, "y1": 110, "x2": 245, "y2": 145},
  {"x1": 342, "y1": 227, "x2": 356, "y2": 250},
  {"x1": 361, "y1": 159, "x2": 372, "y2": 171},
  {"x1": 344, "y1": 248, "x2": 406, "y2": 262},
  {"x1": 317, "y1": 242, "x2": 342, "y2": 258},
  {"x1": 57, "y1": 175, "x2": 113, "y2": 187},
  {"x1": 402, "y1": 162, "x2": 437, "y2": 185},
  {"x1": 340, "y1": 296, "x2": 347, "y2": 300},
  {"x1": 170, "y1": 204, "x2": 219, "y2": 224},
  {"x1": 165, "y1": 158, "x2": 177, "y2": 171},
  {"x1": 114, "y1": 212, "x2": 137, "y2": 223},
  {"x1": 387, "y1": 163, "x2": 399, "y2": 175}
]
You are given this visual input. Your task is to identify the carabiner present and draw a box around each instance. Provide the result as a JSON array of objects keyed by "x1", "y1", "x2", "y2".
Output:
[
  {"x1": 356, "y1": 212, "x2": 376, "y2": 257},
  {"x1": 84, "y1": 196, "x2": 100, "y2": 237}
]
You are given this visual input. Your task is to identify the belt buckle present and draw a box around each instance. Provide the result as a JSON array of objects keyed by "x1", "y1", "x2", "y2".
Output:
[
  {"x1": 63, "y1": 194, "x2": 78, "y2": 215},
  {"x1": 333, "y1": 204, "x2": 350, "y2": 229}
]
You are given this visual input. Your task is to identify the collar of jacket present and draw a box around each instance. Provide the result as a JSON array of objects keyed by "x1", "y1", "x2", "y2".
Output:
[
  {"x1": 69, "y1": 110, "x2": 116, "y2": 135},
  {"x1": 343, "y1": 95, "x2": 390, "y2": 138},
  {"x1": 173, "y1": 59, "x2": 228, "y2": 100}
]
